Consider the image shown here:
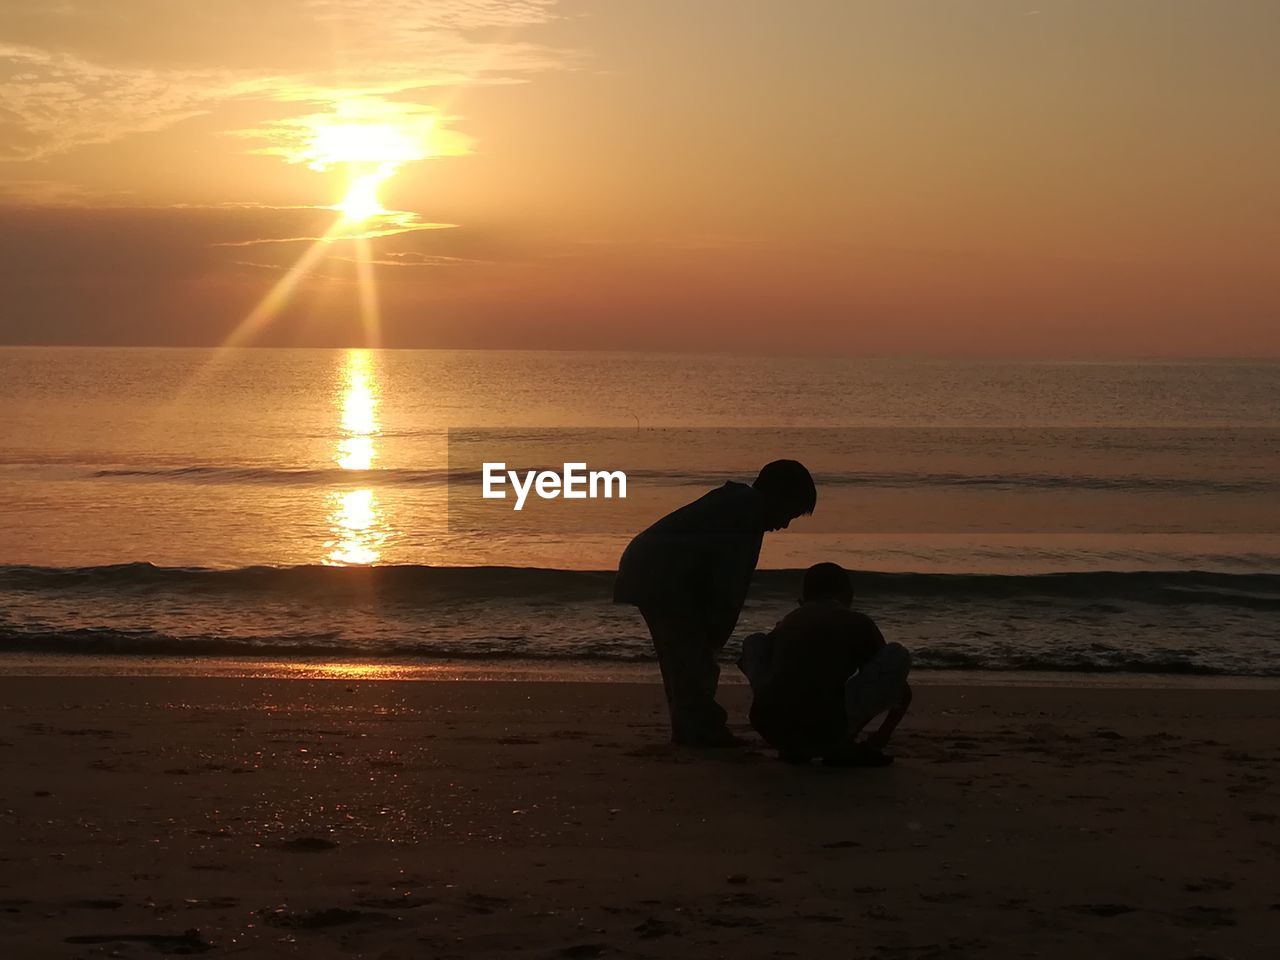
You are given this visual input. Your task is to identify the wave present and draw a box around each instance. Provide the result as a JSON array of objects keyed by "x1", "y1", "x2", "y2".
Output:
[
  {"x1": 0, "y1": 563, "x2": 615, "y2": 602},
  {"x1": 0, "y1": 625, "x2": 603, "y2": 662},
  {"x1": 92, "y1": 466, "x2": 456, "y2": 486},
  {"x1": 84, "y1": 464, "x2": 1277, "y2": 494},
  {"x1": 4, "y1": 563, "x2": 1280, "y2": 609},
  {"x1": 0, "y1": 624, "x2": 1269, "y2": 676}
]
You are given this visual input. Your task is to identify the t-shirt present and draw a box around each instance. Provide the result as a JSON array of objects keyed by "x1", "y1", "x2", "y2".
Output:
[
  {"x1": 749, "y1": 600, "x2": 884, "y2": 749},
  {"x1": 613, "y1": 482, "x2": 764, "y2": 637}
]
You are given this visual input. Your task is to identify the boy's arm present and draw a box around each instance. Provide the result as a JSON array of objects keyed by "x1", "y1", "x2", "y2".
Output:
[
  {"x1": 704, "y1": 532, "x2": 763, "y2": 647},
  {"x1": 864, "y1": 683, "x2": 912, "y2": 750},
  {"x1": 845, "y1": 613, "x2": 885, "y2": 671},
  {"x1": 854, "y1": 614, "x2": 909, "y2": 750}
]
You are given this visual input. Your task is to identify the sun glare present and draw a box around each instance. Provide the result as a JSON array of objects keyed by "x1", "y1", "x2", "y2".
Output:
[
  {"x1": 306, "y1": 119, "x2": 432, "y2": 169},
  {"x1": 337, "y1": 168, "x2": 391, "y2": 222},
  {"x1": 250, "y1": 98, "x2": 466, "y2": 223},
  {"x1": 308, "y1": 118, "x2": 430, "y2": 222}
]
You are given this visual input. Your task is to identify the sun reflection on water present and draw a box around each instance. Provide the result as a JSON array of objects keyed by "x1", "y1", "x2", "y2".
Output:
[
  {"x1": 326, "y1": 349, "x2": 388, "y2": 565},
  {"x1": 337, "y1": 435, "x2": 374, "y2": 472}
]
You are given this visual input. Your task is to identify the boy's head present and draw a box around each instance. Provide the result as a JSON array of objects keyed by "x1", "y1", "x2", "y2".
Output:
[
  {"x1": 801, "y1": 562, "x2": 853, "y2": 607},
  {"x1": 752, "y1": 459, "x2": 816, "y2": 531}
]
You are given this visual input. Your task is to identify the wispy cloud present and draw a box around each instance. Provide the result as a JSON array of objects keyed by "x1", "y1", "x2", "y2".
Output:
[
  {"x1": 0, "y1": 43, "x2": 230, "y2": 161},
  {"x1": 0, "y1": 1, "x2": 567, "y2": 163},
  {"x1": 0, "y1": 176, "x2": 133, "y2": 205},
  {"x1": 234, "y1": 249, "x2": 490, "y2": 273},
  {"x1": 337, "y1": 250, "x2": 489, "y2": 267},
  {"x1": 209, "y1": 210, "x2": 456, "y2": 247}
]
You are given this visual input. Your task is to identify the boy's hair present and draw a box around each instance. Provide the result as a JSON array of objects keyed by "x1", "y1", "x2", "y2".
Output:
[
  {"x1": 802, "y1": 562, "x2": 852, "y2": 602},
  {"x1": 753, "y1": 459, "x2": 817, "y2": 515}
]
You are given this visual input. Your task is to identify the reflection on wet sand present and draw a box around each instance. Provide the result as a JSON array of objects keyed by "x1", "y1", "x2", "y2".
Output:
[{"x1": 326, "y1": 349, "x2": 389, "y2": 564}]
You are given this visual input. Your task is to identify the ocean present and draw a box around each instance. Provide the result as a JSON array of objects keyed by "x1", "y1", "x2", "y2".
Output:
[{"x1": 1, "y1": 347, "x2": 1278, "y2": 677}]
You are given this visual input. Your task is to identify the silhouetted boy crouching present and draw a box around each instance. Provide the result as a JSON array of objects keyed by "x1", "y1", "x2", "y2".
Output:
[
  {"x1": 614, "y1": 460, "x2": 817, "y2": 747},
  {"x1": 740, "y1": 563, "x2": 911, "y2": 766}
]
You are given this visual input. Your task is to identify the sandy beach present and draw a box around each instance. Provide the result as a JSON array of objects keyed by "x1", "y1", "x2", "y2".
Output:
[{"x1": 0, "y1": 677, "x2": 1276, "y2": 959}]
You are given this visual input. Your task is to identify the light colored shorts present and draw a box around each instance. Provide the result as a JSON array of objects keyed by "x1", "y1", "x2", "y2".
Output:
[{"x1": 845, "y1": 642, "x2": 912, "y2": 731}]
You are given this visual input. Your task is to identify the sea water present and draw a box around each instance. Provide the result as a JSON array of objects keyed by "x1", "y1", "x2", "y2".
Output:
[{"x1": 1, "y1": 347, "x2": 1277, "y2": 675}]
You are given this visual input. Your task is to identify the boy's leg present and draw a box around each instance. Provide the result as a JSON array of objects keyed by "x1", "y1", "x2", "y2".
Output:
[
  {"x1": 844, "y1": 642, "x2": 912, "y2": 741},
  {"x1": 640, "y1": 607, "x2": 730, "y2": 744}
]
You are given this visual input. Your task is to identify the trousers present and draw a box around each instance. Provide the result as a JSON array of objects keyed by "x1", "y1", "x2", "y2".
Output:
[{"x1": 639, "y1": 606, "x2": 729, "y2": 741}]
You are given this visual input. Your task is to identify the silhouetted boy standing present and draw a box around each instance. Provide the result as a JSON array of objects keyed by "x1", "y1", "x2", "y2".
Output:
[{"x1": 614, "y1": 460, "x2": 816, "y2": 746}]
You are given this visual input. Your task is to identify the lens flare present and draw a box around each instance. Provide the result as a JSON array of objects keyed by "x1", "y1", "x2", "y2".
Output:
[{"x1": 337, "y1": 168, "x2": 390, "y2": 222}]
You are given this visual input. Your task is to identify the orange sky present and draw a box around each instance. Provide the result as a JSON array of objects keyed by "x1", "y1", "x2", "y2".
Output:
[{"x1": 0, "y1": 0, "x2": 1276, "y2": 355}]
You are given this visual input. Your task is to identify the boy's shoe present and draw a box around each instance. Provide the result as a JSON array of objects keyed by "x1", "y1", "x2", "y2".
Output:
[
  {"x1": 821, "y1": 742, "x2": 894, "y2": 768},
  {"x1": 672, "y1": 728, "x2": 749, "y2": 748}
]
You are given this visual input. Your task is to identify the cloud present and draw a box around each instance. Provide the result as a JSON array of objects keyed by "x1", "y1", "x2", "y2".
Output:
[
  {"x1": 0, "y1": 43, "x2": 229, "y2": 161},
  {"x1": 0, "y1": 1, "x2": 567, "y2": 163},
  {"x1": 233, "y1": 249, "x2": 488, "y2": 274},
  {"x1": 237, "y1": 97, "x2": 474, "y2": 168},
  {"x1": 208, "y1": 208, "x2": 457, "y2": 246},
  {"x1": 303, "y1": 0, "x2": 562, "y2": 44},
  {"x1": 0, "y1": 176, "x2": 132, "y2": 205},
  {"x1": 356, "y1": 251, "x2": 490, "y2": 267}
]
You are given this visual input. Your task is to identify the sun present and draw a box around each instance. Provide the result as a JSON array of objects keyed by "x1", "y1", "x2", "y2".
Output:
[
  {"x1": 337, "y1": 167, "x2": 392, "y2": 222},
  {"x1": 243, "y1": 97, "x2": 473, "y2": 225},
  {"x1": 307, "y1": 120, "x2": 427, "y2": 167},
  {"x1": 310, "y1": 122, "x2": 422, "y2": 223},
  {"x1": 246, "y1": 96, "x2": 471, "y2": 200},
  {"x1": 300, "y1": 112, "x2": 440, "y2": 223}
]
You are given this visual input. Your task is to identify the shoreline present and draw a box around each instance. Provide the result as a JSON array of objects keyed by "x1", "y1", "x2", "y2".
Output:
[{"x1": 1, "y1": 652, "x2": 1278, "y2": 689}]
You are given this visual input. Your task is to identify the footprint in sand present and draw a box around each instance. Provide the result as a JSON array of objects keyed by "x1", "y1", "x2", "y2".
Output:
[
  {"x1": 633, "y1": 916, "x2": 680, "y2": 939},
  {"x1": 353, "y1": 895, "x2": 433, "y2": 909},
  {"x1": 1183, "y1": 878, "x2": 1235, "y2": 893},
  {"x1": 463, "y1": 892, "x2": 512, "y2": 914},
  {"x1": 269, "y1": 836, "x2": 339, "y2": 852},
  {"x1": 259, "y1": 906, "x2": 390, "y2": 928},
  {"x1": 1073, "y1": 903, "x2": 1137, "y2": 917},
  {"x1": 1172, "y1": 905, "x2": 1237, "y2": 928},
  {"x1": 556, "y1": 945, "x2": 607, "y2": 958},
  {"x1": 624, "y1": 743, "x2": 664, "y2": 754},
  {"x1": 64, "y1": 929, "x2": 211, "y2": 954}
]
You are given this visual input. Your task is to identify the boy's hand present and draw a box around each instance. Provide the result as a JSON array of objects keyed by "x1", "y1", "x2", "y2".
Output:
[{"x1": 863, "y1": 684, "x2": 911, "y2": 752}]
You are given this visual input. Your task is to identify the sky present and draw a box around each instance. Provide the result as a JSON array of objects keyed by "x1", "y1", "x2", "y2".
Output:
[{"x1": 0, "y1": 0, "x2": 1276, "y2": 356}]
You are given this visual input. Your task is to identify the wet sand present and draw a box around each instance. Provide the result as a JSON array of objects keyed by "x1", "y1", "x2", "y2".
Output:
[{"x1": 0, "y1": 677, "x2": 1276, "y2": 958}]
